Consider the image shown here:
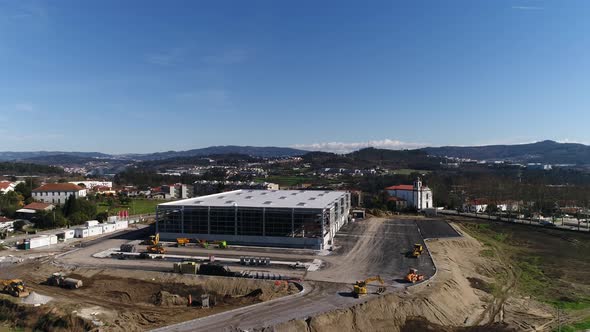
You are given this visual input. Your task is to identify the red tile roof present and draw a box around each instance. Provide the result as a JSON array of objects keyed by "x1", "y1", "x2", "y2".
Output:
[
  {"x1": 23, "y1": 202, "x2": 54, "y2": 211},
  {"x1": 33, "y1": 183, "x2": 83, "y2": 192},
  {"x1": 0, "y1": 182, "x2": 13, "y2": 190},
  {"x1": 385, "y1": 185, "x2": 414, "y2": 191}
]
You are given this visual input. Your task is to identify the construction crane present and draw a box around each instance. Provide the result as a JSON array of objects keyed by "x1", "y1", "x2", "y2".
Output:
[
  {"x1": 353, "y1": 276, "x2": 386, "y2": 298},
  {"x1": 405, "y1": 268, "x2": 425, "y2": 283},
  {"x1": 146, "y1": 233, "x2": 166, "y2": 254},
  {"x1": 1, "y1": 279, "x2": 30, "y2": 297},
  {"x1": 412, "y1": 244, "x2": 424, "y2": 258}
]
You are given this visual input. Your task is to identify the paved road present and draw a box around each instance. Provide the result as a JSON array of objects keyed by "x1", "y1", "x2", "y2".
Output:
[
  {"x1": 415, "y1": 219, "x2": 460, "y2": 239},
  {"x1": 150, "y1": 281, "x2": 358, "y2": 332},
  {"x1": 307, "y1": 218, "x2": 436, "y2": 284},
  {"x1": 46, "y1": 217, "x2": 443, "y2": 332},
  {"x1": 150, "y1": 218, "x2": 437, "y2": 331}
]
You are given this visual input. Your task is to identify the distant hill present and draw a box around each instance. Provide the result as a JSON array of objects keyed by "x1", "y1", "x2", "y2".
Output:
[
  {"x1": 0, "y1": 146, "x2": 308, "y2": 163},
  {"x1": 21, "y1": 154, "x2": 111, "y2": 166},
  {"x1": 131, "y1": 146, "x2": 308, "y2": 160},
  {"x1": 0, "y1": 162, "x2": 65, "y2": 175},
  {"x1": 0, "y1": 151, "x2": 110, "y2": 162},
  {"x1": 422, "y1": 140, "x2": 590, "y2": 164},
  {"x1": 303, "y1": 148, "x2": 441, "y2": 169}
]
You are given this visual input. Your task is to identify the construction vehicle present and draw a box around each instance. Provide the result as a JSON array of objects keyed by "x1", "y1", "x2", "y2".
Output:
[
  {"x1": 353, "y1": 276, "x2": 386, "y2": 298},
  {"x1": 146, "y1": 233, "x2": 166, "y2": 254},
  {"x1": 211, "y1": 240, "x2": 227, "y2": 249},
  {"x1": 176, "y1": 238, "x2": 190, "y2": 247},
  {"x1": 46, "y1": 273, "x2": 83, "y2": 289},
  {"x1": 405, "y1": 268, "x2": 425, "y2": 283},
  {"x1": 0, "y1": 279, "x2": 30, "y2": 297},
  {"x1": 412, "y1": 244, "x2": 424, "y2": 258}
]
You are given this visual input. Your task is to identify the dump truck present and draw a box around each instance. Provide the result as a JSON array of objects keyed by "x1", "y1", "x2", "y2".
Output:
[
  {"x1": 1, "y1": 279, "x2": 30, "y2": 297},
  {"x1": 46, "y1": 273, "x2": 83, "y2": 289},
  {"x1": 353, "y1": 276, "x2": 386, "y2": 298}
]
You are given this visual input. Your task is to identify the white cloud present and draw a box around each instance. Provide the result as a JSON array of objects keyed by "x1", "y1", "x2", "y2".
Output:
[
  {"x1": 293, "y1": 139, "x2": 428, "y2": 154},
  {"x1": 512, "y1": 6, "x2": 544, "y2": 10}
]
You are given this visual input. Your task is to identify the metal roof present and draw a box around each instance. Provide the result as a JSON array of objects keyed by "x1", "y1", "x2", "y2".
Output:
[{"x1": 159, "y1": 189, "x2": 348, "y2": 209}]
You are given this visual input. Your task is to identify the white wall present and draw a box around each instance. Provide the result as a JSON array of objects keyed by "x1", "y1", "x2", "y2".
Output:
[{"x1": 32, "y1": 189, "x2": 87, "y2": 204}]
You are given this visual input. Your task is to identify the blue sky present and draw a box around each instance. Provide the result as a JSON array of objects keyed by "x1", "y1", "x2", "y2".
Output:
[{"x1": 0, "y1": 0, "x2": 588, "y2": 153}]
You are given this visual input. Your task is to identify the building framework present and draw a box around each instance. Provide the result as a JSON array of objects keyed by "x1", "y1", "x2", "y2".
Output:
[{"x1": 156, "y1": 189, "x2": 351, "y2": 249}]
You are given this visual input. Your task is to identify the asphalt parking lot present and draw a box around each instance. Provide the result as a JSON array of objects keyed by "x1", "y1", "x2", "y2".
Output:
[
  {"x1": 306, "y1": 218, "x2": 436, "y2": 284},
  {"x1": 416, "y1": 219, "x2": 461, "y2": 239}
]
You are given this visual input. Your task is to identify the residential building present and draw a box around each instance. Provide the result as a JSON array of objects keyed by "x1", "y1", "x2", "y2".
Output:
[
  {"x1": 22, "y1": 202, "x2": 55, "y2": 211},
  {"x1": 385, "y1": 177, "x2": 433, "y2": 210},
  {"x1": 32, "y1": 183, "x2": 87, "y2": 205},
  {"x1": 0, "y1": 181, "x2": 16, "y2": 194},
  {"x1": 69, "y1": 181, "x2": 113, "y2": 189},
  {"x1": 193, "y1": 180, "x2": 279, "y2": 196}
]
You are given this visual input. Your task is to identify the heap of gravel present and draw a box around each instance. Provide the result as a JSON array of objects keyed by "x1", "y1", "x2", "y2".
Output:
[{"x1": 21, "y1": 291, "x2": 53, "y2": 305}]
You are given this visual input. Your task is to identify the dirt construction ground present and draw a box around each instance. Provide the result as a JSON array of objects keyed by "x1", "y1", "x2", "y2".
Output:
[
  {"x1": 3, "y1": 215, "x2": 581, "y2": 331},
  {"x1": 1, "y1": 263, "x2": 299, "y2": 331}
]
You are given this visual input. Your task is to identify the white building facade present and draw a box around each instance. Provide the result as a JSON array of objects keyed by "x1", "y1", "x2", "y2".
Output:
[
  {"x1": 68, "y1": 181, "x2": 113, "y2": 189},
  {"x1": 32, "y1": 183, "x2": 87, "y2": 205},
  {"x1": 385, "y1": 178, "x2": 433, "y2": 210}
]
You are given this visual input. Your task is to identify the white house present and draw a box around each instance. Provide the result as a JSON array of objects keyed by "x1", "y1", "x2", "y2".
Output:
[
  {"x1": 385, "y1": 177, "x2": 433, "y2": 210},
  {"x1": 69, "y1": 181, "x2": 113, "y2": 189},
  {"x1": 0, "y1": 181, "x2": 16, "y2": 194},
  {"x1": 32, "y1": 183, "x2": 87, "y2": 205}
]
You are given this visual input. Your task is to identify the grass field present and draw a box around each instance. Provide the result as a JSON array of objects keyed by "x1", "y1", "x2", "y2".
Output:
[
  {"x1": 455, "y1": 217, "x2": 590, "y2": 330},
  {"x1": 97, "y1": 199, "x2": 164, "y2": 215}
]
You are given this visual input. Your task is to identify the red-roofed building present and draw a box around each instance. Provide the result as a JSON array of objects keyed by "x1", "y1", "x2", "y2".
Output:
[
  {"x1": 385, "y1": 177, "x2": 433, "y2": 210},
  {"x1": 0, "y1": 181, "x2": 16, "y2": 194},
  {"x1": 22, "y1": 202, "x2": 55, "y2": 211},
  {"x1": 32, "y1": 183, "x2": 87, "y2": 205}
]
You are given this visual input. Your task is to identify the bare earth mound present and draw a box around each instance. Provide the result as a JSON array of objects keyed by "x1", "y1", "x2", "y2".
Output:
[{"x1": 272, "y1": 223, "x2": 553, "y2": 332}]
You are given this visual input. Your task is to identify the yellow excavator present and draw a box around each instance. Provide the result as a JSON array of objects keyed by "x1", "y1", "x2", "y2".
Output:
[
  {"x1": 353, "y1": 276, "x2": 386, "y2": 298},
  {"x1": 146, "y1": 233, "x2": 166, "y2": 254},
  {"x1": 1, "y1": 279, "x2": 30, "y2": 297},
  {"x1": 412, "y1": 244, "x2": 424, "y2": 258}
]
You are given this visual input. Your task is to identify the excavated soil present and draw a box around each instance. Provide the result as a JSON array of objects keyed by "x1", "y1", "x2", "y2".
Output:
[
  {"x1": 272, "y1": 223, "x2": 554, "y2": 332},
  {"x1": 1, "y1": 263, "x2": 298, "y2": 331}
]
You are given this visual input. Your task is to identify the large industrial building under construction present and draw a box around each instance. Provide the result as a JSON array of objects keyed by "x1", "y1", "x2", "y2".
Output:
[{"x1": 156, "y1": 189, "x2": 351, "y2": 249}]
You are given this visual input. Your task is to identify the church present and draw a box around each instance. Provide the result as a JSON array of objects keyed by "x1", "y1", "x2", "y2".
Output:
[{"x1": 385, "y1": 177, "x2": 433, "y2": 210}]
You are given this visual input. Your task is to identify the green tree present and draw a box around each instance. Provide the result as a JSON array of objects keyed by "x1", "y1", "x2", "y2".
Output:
[
  {"x1": 14, "y1": 182, "x2": 32, "y2": 200},
  {"x1": 95, "y1": 212, "x2": 109, "y2": 222},
  {"x1": 68, "y1": 211, "x2": 90, "y2": 225}
]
